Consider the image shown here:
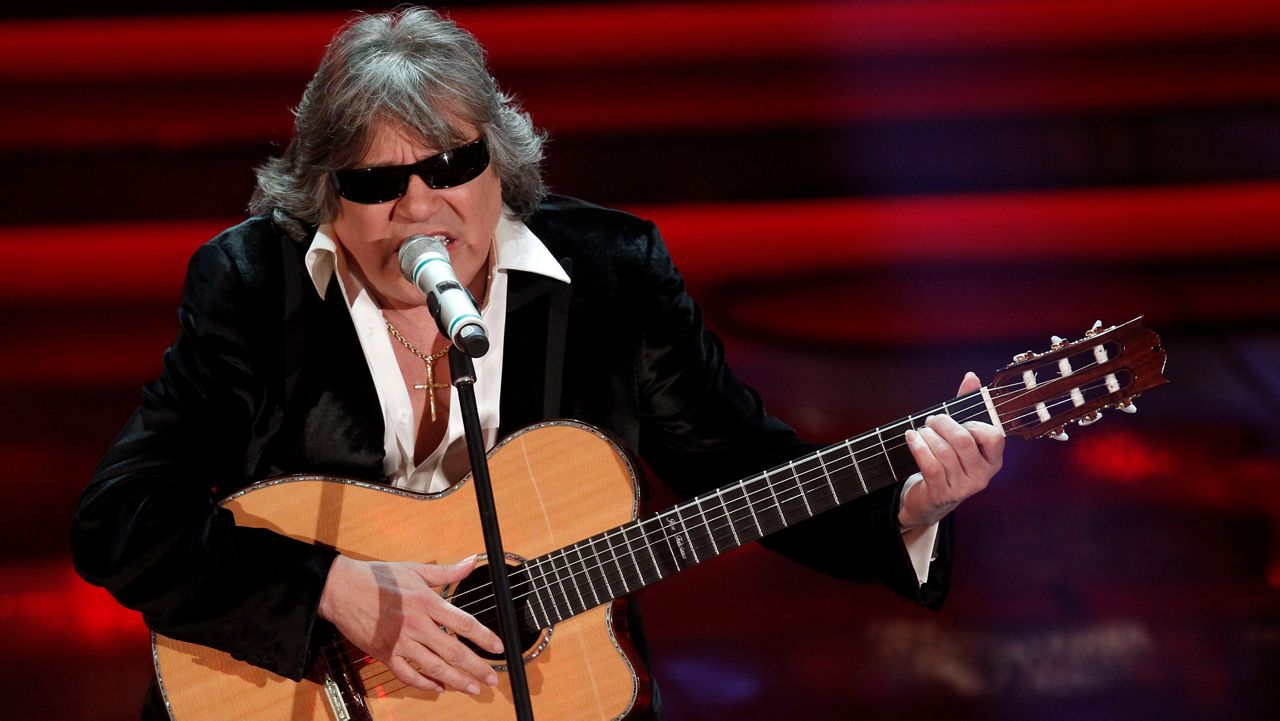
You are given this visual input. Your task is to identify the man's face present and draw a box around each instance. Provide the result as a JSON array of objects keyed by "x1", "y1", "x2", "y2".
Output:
[{"x1": 331, "y1": 118, "x2": 503, "y2": 309}]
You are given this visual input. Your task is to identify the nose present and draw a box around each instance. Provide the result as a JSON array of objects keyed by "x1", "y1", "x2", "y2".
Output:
[{"x1": 393, "y1": 172, "x2": 442, "y2": 222}]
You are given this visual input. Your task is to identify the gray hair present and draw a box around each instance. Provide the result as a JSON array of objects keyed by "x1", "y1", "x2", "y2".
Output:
[{"x1": 249, "y1": 6, "x2": 547, "y2": 240}]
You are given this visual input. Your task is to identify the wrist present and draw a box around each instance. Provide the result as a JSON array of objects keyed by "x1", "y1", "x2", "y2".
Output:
[
  {"x1": 318, "y1": 554, "x2": 353, "y2": 622},
  {"x1": 897, "y1": 474, "x2": 926, "y2": 532}
]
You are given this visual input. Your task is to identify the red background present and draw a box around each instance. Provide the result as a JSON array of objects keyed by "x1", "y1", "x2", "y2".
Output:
[{"x1": 1, "y1": 2, "x2": 1277, "y2": 719}]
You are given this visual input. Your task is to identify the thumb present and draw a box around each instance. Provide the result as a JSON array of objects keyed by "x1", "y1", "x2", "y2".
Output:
[
  {"x1": 956, "y1": 371, "x2": 981, "y2": 397},
  {"x1": 416, "y1": 556, "x2": 477, "y2": 586}
]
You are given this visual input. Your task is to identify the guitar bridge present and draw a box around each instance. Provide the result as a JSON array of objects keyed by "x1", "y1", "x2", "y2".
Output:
[
  {"x1": 318, "y1": 635, "x2": 372, "y2": 721},
  {"x1": 323, "y1": 674, "x2": 353, "y2": 721}
]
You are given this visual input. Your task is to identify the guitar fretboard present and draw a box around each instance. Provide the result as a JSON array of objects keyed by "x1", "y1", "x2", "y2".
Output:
[{"x1": 510, "y1": 390, "x2": 992, "y2": 628}]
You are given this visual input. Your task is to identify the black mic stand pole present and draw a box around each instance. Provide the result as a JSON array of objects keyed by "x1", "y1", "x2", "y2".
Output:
[{"x1": 448, "y1": 346, "x2": 535, "y2": 721}]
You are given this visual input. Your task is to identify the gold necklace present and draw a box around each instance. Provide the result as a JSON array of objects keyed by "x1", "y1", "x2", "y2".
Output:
[{"x1": 385, "y1": 319, "x2": 450, "y2": 423}]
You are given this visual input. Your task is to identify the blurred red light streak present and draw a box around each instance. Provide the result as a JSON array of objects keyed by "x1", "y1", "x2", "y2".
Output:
[
  {"x1": 2, "y1": 1, "x2": 1277, "y2": 82},
  {"x1": 0, "y1": 561, "x2": 145, "y2": 651}
]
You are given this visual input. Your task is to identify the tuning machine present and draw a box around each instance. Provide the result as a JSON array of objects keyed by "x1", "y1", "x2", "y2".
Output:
[
  {"x1": 1084, "y1": 320, "x2": 1111, "y2": 338},
  {"x1": 1077, "y1": 410, "x2": 1102, "y2": 427},
  {"x1": 1047, "y1": 426, "x2": 1070, "y2": 441},
  {"x1": 1116, "y1": 398, "x2": 1137, "y2": 413},
  {"x1": 1013, "y1": 350, "x2": 1038, "y2": 363}
]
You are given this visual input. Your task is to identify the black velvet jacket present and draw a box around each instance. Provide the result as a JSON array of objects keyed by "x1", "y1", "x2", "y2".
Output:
[{"x1": 71, "y1": 195, "x2": 952, "y2": 687}]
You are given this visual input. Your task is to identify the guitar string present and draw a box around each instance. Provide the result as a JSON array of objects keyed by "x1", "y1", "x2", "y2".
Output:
[
  {"x1": 431, "y1": 371, "x2": 1054, "y2": 613},
  {"x1": 339, "y1": 387, "x2": 1000, "y2": 689},
  {"x1": 430, "y1": 371, "x2": 1118, "y2": 623},
  {"x1": 337, "y1": 365, "x2": 1119, "y2": 678},
  {"x1": 343, "y1": 336, "x2": 1136, "y2": 683},
  {"x1": 348, "y1": 393, "x2": 1113, "y2": 695},
  {"x1": 339, "y1": 374, "x2": 1115, "y2": 691},
  {"x1": 429, "y1": 364, "x2": 1102, "y2": 613},
  {"x1": 345, "y1": 380, "x2": 1100, "y2": 693},
  {"x1": 341, "y1": 375, "x2": 1118, "y2": 686},
  {"x1": 338, "y1": 389, "x2": 997, "y2": 675}
]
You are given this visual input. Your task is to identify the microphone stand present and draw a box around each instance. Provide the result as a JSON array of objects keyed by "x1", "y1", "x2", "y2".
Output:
[{"x1": 448, "y1": 346, "x2": 535, "y2": 721}]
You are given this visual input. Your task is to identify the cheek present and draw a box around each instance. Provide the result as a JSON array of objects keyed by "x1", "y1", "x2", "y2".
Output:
[
  {"x1": 470, "y1": 171, "x2": 504, "y2": 228},
  {"x1": 333, "y1": 204, "x2": 388, "y2": 246}
]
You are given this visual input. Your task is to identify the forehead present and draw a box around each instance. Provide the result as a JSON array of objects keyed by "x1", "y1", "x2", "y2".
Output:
[{"x1": 358, "y1": 116, "x2": 475, "y2": 166}]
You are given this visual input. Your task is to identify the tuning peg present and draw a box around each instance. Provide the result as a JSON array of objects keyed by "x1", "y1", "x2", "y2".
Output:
[
  {"x1": 1077, "y1": 410, "x2": 1102, "y2": 427},
  {"x1": 1085, "y1": 320, "x2": 1104, "y2": 337},
  {"x1": 1117, "y1": 400, "x2": 1137, "y2": 414},
  {"x1": 1013, "y1": 350, "x2": 1036, "y2": 362},
  {"x1": 1050, "y1": 335, "x2": 1066, "y2": 350},
  {"x1": 1048, "y1": 427, "x2": 1070, "y2": 441}
]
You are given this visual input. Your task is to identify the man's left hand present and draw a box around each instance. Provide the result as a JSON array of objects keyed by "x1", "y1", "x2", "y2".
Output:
[{"x1": 898, "y1": 371, "x2": 1005, "y2": 529}]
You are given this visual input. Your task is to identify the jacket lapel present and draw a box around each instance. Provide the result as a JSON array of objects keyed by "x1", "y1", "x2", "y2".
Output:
[
  {"x1": 272, "y1": 234, "x2": 385, "y2": 480},
  {"x1": 499, "y1": 258, "x2": 573, "y2": 437}
]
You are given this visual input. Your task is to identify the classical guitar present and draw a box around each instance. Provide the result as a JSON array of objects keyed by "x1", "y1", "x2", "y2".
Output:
[{"x1": 152, "y1": 318, "x2": 1168, "y2": 721}]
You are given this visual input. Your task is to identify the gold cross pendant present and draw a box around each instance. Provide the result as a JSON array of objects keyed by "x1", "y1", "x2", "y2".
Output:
[{"x1": 412, "y1": 354, "x2": 450, "y2": 423}]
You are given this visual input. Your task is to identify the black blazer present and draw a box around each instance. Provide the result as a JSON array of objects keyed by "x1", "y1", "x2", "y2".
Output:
[{"x1": 71, "y1": 195, "x2": 952, "y2": 682}]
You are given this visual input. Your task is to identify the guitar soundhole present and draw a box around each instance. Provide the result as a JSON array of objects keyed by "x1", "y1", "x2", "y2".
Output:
[{"x1": 449, "y1": 559, "x2": 545, "y2": 662}]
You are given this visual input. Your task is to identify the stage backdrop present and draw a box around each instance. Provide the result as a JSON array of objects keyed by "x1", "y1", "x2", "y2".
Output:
[{"x1": 1, "y1": 2, "x2": 1277, "y2": 719}]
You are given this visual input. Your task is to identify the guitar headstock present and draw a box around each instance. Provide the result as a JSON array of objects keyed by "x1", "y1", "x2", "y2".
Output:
[{"x1": 988, "y1": 318, "x2": 1169, "y2": 441}]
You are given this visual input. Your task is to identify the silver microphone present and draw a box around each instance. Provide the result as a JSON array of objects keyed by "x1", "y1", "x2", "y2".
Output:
[{"x1": 398, "y1": 234, "x2": 490, "y2": 358}]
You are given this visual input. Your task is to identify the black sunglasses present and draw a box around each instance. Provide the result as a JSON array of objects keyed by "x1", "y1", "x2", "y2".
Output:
[{"x1": 333, "y1": 136, "x2": 490, "y2": 204}]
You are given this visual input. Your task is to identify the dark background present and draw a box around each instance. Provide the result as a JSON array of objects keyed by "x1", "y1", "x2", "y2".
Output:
[{"x1": 1, "y1": 1, "x2": 1278, "y2": 719}]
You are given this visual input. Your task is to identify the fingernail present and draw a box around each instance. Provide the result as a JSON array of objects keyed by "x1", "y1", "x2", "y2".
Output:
[
  {"x1": 467, "y1": 683, "x2": 481, "y2": 695},
  {"x1": 906, "y1": 430, "x2": 919, "y2": 443},
  {"x1": 486, "y1": 672, "x2": 499, "y2": 686}
]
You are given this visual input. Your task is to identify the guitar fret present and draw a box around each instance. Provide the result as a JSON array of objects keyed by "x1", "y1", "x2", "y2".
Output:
[
  {"x1": 791, "y1": 454, "x2": 833, "y2": 514},
  {"x1": 739, "y1": 476, "x2": 775, "y2": 533},
  {"x1": 536, "y1": 555, "x2": 567, "y2": 624},
  {"x1": 593, "y1": 534, "x2": 617, "y2": 600},
  {"x1": 572, "y1": 542, "x2": 601, "y2": 608},
  {"x1": 716, "y1": 487, "x2": 742, "y2": 546},
  {"x1": 940, "y1": 400, "x2": 956, "y2": 419},
  {"x1": 846, "y1": 439, "x2": 869, "y2": 494},
  {"x1": 815, "y1": 450, "x2": 839, "y2": 504},
  {"x1": 693, "y1": 496, "x2": 720, "y2": 556},
  {"x1": 874, "y1": 426, "x2": 898, "y2": 481},
  {"x1": 706, "y1": 491, "x2": 738, "y2": 551},
  {"x1": 762, "y1": 469, "x2": 788, "y2": 528},
  {"x1": 604, "y1": 530, "x2": 628, "y2": 591},
  {"x1": 815, "y1": 444, "x2": 852, "y2": 501},
  {"x1": 790, "y1": 460, "x2": 814, "y2": 517},
  {"x1": 886, "y1": 416, "x2": 923, "y2": 483},
  {"x1": 640, "y1": 518, "x2": 666, "y2": 581},
  {"x1": 556, "y1": 549, "x2": 587, "y2": 616},
  {"x1": 616, "y1": 522, "x2": 644, "y2": 592},
  {"x1": 735, "y1": 480, "x2": 764, "y2": 537},
  {"x1": 525, "y1": 558, "x2": 554, "y2": 629},
  {"x1": 770, "y1": 467, "x2": 809, "y2": 526}
]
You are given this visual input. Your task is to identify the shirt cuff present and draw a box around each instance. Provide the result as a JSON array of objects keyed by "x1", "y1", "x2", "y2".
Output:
[{"x1": 899, "y1": 473, "x2": 940, "y2": 585}]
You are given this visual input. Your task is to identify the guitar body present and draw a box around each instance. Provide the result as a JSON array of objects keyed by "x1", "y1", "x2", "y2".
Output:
[{"x1": 153, "y1": 421, "x2": 648, "y2": 721}]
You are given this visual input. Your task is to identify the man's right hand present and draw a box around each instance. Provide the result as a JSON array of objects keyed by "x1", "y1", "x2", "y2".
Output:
[{"x1": 318, "y1": 555, "x2": 503, "y2": 694}]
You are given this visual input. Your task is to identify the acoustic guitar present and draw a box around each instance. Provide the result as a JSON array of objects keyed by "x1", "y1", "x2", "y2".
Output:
[{"x1": 152, "y1": 318, "x2": 1168, "y2": 720}]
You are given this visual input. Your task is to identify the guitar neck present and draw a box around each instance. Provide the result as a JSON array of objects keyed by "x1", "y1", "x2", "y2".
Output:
[{"x1": 518, "y1": 389, "x2": 997, "y2": 628}]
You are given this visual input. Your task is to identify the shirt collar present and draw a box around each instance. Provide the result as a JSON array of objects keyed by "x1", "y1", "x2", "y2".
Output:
[{"x1": 304, "y1": 211, "x2": 569, "y2": 301}]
